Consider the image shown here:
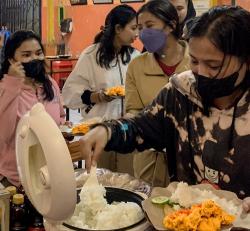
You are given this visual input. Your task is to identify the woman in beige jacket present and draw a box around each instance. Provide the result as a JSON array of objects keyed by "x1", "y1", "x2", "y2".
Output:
[{"x1": 125, "y1": 0, "x2": 190, "y2": 186}]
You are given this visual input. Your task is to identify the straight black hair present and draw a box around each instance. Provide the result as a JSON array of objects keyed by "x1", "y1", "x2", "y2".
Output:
[
  {"x1": 184, "y1": 0, "x2": 196, "y2": 23},
  {"x1": 0, "y1": 30, "x2": 54, "y2": 101},
  {"x1": 137, "y1": 0, "x2": 181, "y2": 39},
  {"x1": 189, "y1": 5, "x2": 250, "y2": 63},
  {"x1": 94, "y1": 4, "x2": 136, "y2": 69}
]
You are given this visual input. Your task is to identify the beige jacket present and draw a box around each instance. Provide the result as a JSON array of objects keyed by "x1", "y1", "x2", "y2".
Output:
[{"x1": 125, "y1": 41, "x2": 190, "y2": 114}]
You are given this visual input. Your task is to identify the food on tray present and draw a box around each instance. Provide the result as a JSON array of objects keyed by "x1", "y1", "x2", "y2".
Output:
[
  {"x1": 152, "y1": 196, "x2": 170, "y2": 205},
  {"x1": 150, "y1": 182, "x2": 239, "y2": 231},
  {"x1": 71, "y1": 123, "x2": 90, "y2": 135},
  {"x1": 71, "y1": 117, "x2": 102, "y2": 135},
  {"x1": 105, "y1": 85, "x2": 125, "y2": 97},
  {"x1": 163, "y1": 199, "x2": 235, "y2": 231},
  {"x1": 152, "y1": 196, "x2": 179, "y2": 207},
  {"x1": 66, "y1": 184, "x2": 144, "y2": 230}
]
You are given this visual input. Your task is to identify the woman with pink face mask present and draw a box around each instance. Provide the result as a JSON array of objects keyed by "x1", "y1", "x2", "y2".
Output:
[{"x1": 125, "y1": 0, "x2": 190, "y2": 186}]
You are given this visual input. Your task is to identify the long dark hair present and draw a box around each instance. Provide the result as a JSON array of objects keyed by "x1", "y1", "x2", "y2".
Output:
[
  {"x1": 137, "y1": 0, "x2": 181, "y2": 39},
  {"x1": 94, "y1": 4, "x2": 136, "y2": 69},
  {"x1": 189, "y1": 5, "x2": 250, "y2": 63},
  {"x1": 184, "y1": 0, "x2": 196, "y2": 24},
  {"x1": 178, "y1": 0, "x2": 196, "y2": 33},
  {"x1": 0, "y1": 30, "x2": 54, "y2": 101}
]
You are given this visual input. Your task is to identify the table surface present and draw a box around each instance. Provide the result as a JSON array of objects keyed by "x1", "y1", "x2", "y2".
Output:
[{"x1": 46, "y1": 56, "x2": 79, "y2": 61}]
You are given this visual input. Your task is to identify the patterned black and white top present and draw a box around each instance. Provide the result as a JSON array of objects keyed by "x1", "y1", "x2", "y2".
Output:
[{"x1": 103, "y1": 70, "x2": 250, "y2": 199}]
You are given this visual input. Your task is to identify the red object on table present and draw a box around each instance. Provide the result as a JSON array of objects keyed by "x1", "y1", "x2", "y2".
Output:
[{"x1": 52, "y1": 60, "x2": 73, "y2": 86}]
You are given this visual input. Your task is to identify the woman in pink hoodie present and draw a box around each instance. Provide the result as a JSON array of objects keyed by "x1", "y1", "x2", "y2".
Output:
[{"x1": 0, "y1": 30, "x2": 65, "y2": 187}]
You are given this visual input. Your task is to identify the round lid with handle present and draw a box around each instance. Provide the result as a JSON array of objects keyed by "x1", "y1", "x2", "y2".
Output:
[{"x1": 15, "y1": 103, "x2": 76, "y2": 222}]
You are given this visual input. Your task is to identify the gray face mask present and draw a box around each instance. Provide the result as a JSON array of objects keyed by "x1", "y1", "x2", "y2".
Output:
[{"x1": 139, "y1": 28, "x2": 167, "y2": 54}]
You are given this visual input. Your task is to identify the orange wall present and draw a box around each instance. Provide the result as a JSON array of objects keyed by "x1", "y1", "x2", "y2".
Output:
[
  {"x1": 42, "y1": 0, "x2": 250, "y2": 56},
  {"x1": 42, "y1": 0, "x2": 143, "y2": 56},
  {"x1": 237, "y1": 0, "x2": 250, "y2": 10},
  {"x1": 218, "y1": 0, "x2": 250, "y2": 10}
]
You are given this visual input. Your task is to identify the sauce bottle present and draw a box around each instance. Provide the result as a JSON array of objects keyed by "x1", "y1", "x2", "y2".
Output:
[
  {"x1": 10, "y1": 194, "x2": 27, "y2": 231},
  {"x1": 27, "y1": 201, "x2": 45, "y2": 231}
]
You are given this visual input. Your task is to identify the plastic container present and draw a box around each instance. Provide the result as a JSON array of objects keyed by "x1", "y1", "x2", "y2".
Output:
[{"x1": 0, "y1": 189, "x2": 10, "y2": 231}]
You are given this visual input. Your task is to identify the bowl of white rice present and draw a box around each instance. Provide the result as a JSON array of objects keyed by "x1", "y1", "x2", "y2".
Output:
[{"x1": 63, "y1": 186, "x2": 146, "y2": 230}]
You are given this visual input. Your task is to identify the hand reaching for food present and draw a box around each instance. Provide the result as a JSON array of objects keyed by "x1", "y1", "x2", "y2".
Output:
[{"x1": 79, "y1": 126, "x2": 110, "y2": 172}]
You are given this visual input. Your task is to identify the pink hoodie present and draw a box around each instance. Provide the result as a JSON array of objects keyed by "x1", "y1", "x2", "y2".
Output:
[{"x1": 0, "y1": 75, "x2": 65, "y2": 186}]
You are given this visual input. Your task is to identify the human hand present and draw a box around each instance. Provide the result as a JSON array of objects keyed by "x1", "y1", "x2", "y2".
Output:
[
  {"x1": 124, "y1": 113, "x2": 135, "y2": 119},
  {"x1": 64, "y1": 121, "x2": 73, "y2": 128},
  {"x1": 242, "y1": 197, "x2": 250, "y2": 213},
  {"x1": 90, "y1": 90, "x2": 115, "y2": 103},
  {"x1": 8, "y1": 61, "x2": 25, "y2": 78},
  {"x1": 79, "y1": 126, "x2": 110, "y2": 172}
]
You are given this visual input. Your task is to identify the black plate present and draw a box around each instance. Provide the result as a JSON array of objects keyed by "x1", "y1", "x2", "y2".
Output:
[{"x1": 63, "y1": 187, "x2": 146, "y2": 231}]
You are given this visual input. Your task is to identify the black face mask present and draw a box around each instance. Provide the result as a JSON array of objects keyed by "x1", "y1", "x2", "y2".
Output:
[
  {"x1": 194, "y1": 71, "x2": 239, "y2": 115},
  {"x1": 22, "y1": 59, "x2": 46, "y2": 83}
]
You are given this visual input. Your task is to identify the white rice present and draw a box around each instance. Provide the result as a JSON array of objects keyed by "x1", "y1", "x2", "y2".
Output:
[
  {"x1": 170, "y1": 182, "x2": 239, "y2": 215},
  {"x1": 66, "y1": 185, "x2": 144, "y2": 230}
]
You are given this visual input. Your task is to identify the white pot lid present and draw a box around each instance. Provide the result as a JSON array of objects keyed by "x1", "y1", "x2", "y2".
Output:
[{"x1": 15, "y1": 103, "x2": 76, "y2": 222}]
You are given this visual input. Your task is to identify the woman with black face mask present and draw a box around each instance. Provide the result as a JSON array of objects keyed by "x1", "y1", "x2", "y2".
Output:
[
  {"x1": 0, "y1": 30, "x2": 66, "y2": 187},
  {"x1": 79, "y1": 5, "x2": 250, "y2": 214}
]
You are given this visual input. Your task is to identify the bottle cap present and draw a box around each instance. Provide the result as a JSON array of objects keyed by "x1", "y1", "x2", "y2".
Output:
[
  {"x1": 5, "y1": 186, "x2": 17, "y2": 196},
  {"x1": 13, "y1": 194, "x2": 24, "y2": 205}
]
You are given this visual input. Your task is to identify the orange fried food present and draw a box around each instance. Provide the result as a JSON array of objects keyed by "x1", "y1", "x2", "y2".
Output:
[
  {"x1": 71, "y1": 118, "x2": 102, "y2": 135},
  {"x1": 163, "y1": 200, "x2": 235, "y2": 231},
  {"x1": 105, "y1": 86, "x2": 125, "y2": 96},
  {"x1": 198, "y1": 217, "x2": 221, "y2": 231},
  {"x1": 71, "y1": 123, "x2": 90, "y2": 135}
]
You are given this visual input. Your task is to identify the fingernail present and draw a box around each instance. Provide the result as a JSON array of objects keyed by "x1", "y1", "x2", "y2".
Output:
[{"x1": 92, "y1": 160, "x2": 97, "y2": 167}]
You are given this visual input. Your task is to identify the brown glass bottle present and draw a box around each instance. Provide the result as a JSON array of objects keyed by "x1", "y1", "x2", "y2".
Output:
[
  {"x1": 27, "y1": 202, "x2": 45, "y2": 231},
  {"x1": 10, "y1": 194, "x2": 27, "y2": 231}
]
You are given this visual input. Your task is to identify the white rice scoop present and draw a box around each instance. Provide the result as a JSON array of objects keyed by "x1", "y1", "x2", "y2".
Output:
[{"x1": 82, "y1": 166, "x2": 98, "y2": 188}]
